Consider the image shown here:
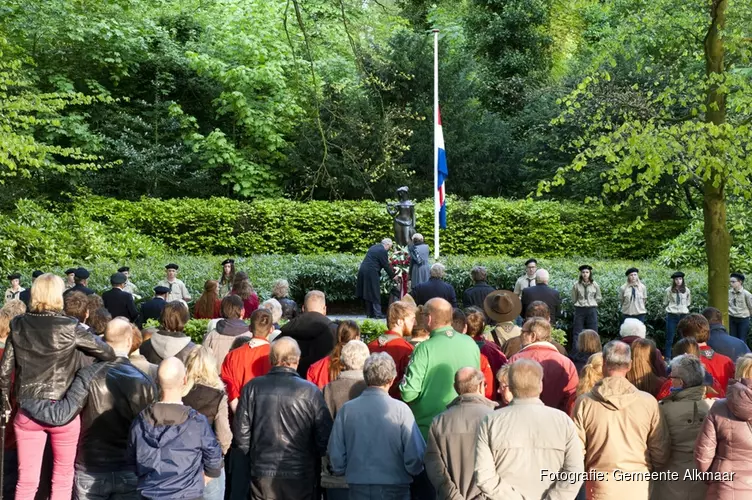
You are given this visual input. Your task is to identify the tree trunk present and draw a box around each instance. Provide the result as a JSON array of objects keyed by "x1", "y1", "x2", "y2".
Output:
[
  {"x1": 703, "y1": 0, "x2": 730, "y2": 323},
  {"x1": 703, "y1": 183, "x2": 730, "y2": 323}
]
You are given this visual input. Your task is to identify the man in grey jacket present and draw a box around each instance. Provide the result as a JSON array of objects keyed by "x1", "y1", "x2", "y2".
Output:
[
  {"x1": 425, "y1": 367, "x2": 496, "y2": 499},
  {"x1": 328, "y1": 352, "x2": 425, "y2": 499},
  {"x1": 474, "y1": 359, "x2": 584, "y2": 499}
]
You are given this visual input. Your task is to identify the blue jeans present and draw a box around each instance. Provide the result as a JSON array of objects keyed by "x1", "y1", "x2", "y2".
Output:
[
  {"x1": 349, "y1": 484, "x2": 410, "y2": 500},
  {"x1": 730, "y1": 316, "x2": 751, "y2": 344},
  {"x1": 572, "y1": 307, "x2": 598, "y2": 351},
  {"x1": 665, "y1": 313, "x2": 687, "y2": 359},
  {"x1": 74, "y1": 469, "x2": 139, "y2": 500},
  {"x1": 202, "y1": 468, "x2": 225, "y2": 500}
]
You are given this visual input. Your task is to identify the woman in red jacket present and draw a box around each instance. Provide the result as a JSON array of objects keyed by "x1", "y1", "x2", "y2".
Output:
[
  {"x1": 230, "y1": 272, "x2": 259, "y2": 319},
  {"x1": 307, "y1": 321, "x2": 361, "y2": 389}
]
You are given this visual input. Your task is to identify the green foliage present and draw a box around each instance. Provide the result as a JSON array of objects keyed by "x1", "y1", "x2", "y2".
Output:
[
  {"x1": 0, "y1": 36, "x2": 114, "y2": 181},
  {"x1": 465, "y1": 0, "x2": 554, "y2": 110},
  {"x1": 184, "y1": 319, "x2": 210, "y2": 345},
  {"x1": 659, "y1": 205, "x2": 752, "y2": 273},
  {"x1": 539, "y1": 0, "x2": 752, "y2": 213},
  {"x1": 551, "y1": 328, "x2": 568, "y2": 346},
  {"x1": 71, "y1": 195, "x2": 686, "y2": 258},
  {"x1": 0, "y1": 199, "x2": 166, "y2": 272},
  {"x1": 357, "y1": 319, "x2": 388, "y2": 344}
]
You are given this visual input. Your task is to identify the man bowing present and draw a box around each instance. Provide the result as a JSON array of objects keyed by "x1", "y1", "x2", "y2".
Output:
[{"x1": 356, "y1": 238, "x2": 396, "y2": 319}]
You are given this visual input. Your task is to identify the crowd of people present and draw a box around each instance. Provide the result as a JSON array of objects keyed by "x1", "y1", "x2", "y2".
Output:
[{"x1": 1, "y1": 252, "x2": 752, "y2": 500}]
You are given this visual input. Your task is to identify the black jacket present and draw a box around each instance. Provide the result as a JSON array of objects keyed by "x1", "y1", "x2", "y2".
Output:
[
  {"x1": 233, "y1": 367, "x2": 332, "y2": 479},
  {"x1": 411, "y1": 278, "x2": 458, "y2": 307},
  {"x1": 20, "y1": 357, "x2": 156, "y2": 472},
  {"x1": 64, "y1": 283, "x2": 95, "y2": 296},
  {"x1": 102, "y1": 287, "x2": 139, "y2": 322},
  {"x1": 138, "y1": 297, "x2": 166, "y2": 327},
  {"x1": 356, "y1": 244, "x2": 395, "y2": 304},
  {"x1": 521, "y1": 284, "x2": 562, "y2": 320},
  {"x1": 18, "y1": 289, "x2": 31, "y2": 308},
  {"x1": 463, "y1": 282, "x2": 495, "y2": 309},
  {"x1": 277, "y1": 312, "x2": 337, "y2": 377},
  {"x1": 0, "y1": 312, "x2": 116, "y2": 403}
]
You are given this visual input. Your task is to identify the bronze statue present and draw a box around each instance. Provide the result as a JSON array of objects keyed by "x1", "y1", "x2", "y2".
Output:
[{"x1": 386, "y1": 186, "x2": 416, "y2": 247}]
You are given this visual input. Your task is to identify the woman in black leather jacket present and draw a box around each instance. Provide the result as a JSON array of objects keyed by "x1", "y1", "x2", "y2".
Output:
[{"x1": 0, "y1": 273, "x2": 115, "y2": 500}]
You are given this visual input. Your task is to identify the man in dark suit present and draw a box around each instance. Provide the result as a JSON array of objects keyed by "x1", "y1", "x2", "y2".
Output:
[
  {"x1": 64, "y1": 267, "x2": 95, "y2": 296},
  {"x1": 19, "y1": 270, "x2": 42, "y2": 307},
  {"x1": 356, "y1": 239, "x2": 396, "y2": 319},
  {"x1": 138, "y1": 286, "x2": 169, "y2": 328},
  {"x1": 102, "y1": 273, "x2": 139, "y2": 322},
  {"x1": 277, "y1": 290, "x2": 337, "y2": 377},
  {"x1": 411, "y1": 263, "x2": 458, "y2": 307},
  {"x1": 521, "y1": 269, "x2": 561, "y2": 321},
  {"x1": 463, "y1": 266, "x2": 495, "y2": 309}
]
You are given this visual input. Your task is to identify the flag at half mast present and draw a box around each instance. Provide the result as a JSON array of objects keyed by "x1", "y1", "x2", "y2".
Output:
[{"x1": 436, "y1": 108, "x2": 447, "y2": 229}]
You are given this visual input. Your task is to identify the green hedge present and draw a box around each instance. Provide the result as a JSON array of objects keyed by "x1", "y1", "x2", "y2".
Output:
[
  {"x1": 68, "y1": 195, "x2": 685, "y2": 258},
  {"x1": 659, "y1": 205, "x2": 752, "y2": 273},
  {"x1": 4, "y1": 253, "x2": 708, "y2": 348}
]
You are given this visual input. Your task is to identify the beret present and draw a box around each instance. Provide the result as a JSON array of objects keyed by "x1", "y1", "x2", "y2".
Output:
[
  {"x1": 110, "y1": 273, "x2": 127, "y2": 285},
  {"x1": 165, "y1": 263, "x2": 179, "y2": 270},
  {"x1": 74, "y1": 268, "x2": 90, "y2": 279},
  {"x1": 154, "y1": 286, "x2": 170, "y2": 294},
  {"x1": 625, "y1": 267, "x2": 639, "y2": 276}
]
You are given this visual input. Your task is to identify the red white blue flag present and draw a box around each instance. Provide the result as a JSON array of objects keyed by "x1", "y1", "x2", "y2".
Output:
[{"x1": 436, "y1": 108, "x2": 447, "y2": 229}]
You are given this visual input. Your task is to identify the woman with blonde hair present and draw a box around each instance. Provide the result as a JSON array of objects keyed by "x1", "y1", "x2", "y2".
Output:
[
  {"x1": 271, "y1": 279, "x2": 298, "y2": 320},
  {"x1": 568, "y1": 353, "x2": 603, "y2": 416},
  {"x1": 626, "y1": 338, "x2": 666, "y2": 397},
  {"x1": 194, "y1": 280, "x2": 221, "y2": 319},
  {"x1": 306, "y1": 321, "x2": 361, "y2": 389},
  {"x1": 0, "y1": 273, "x2": 115, "y2": 499},
  {"x1": 182, "y1": 346, "x2": 231, "y2": 500}
]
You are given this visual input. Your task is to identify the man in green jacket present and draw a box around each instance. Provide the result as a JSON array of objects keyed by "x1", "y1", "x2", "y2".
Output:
[{"x1": 400, "y1": 298, "x2": 482, "y2": 439}]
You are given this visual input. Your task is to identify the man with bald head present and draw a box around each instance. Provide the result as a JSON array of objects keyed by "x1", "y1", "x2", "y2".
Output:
[
  {"x1": 400, "y1": 298, "x2": 482, "y2": 439},
  {"x1": 233, "y1": 337, "x2": 333, "y2": 500},
  {"x1": 424, "y1": 367, "x2": 496, "y2": 499},
  {"x1": 22, "y1": 318, "x2": 157, "y2": 499},
  {"x1": 278, "y1": 290, "x2": 337, "y2": 377},
  {"x1": 520, "y1": 269, "x2": 561, "y2": 321},
  {"x1": 128, "y1": 357, "x2": 222, "y2": 500}
]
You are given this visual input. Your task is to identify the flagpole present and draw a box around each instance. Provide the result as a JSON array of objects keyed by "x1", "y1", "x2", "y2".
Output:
[{"x1": 433, "y1": 28, "x2": 440, "y2": 260}]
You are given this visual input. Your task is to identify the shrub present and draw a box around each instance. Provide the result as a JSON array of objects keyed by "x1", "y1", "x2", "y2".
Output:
[
  {"x1": 0, "y1": 200, "x2": 166, "y2": 273},
  {"x1": 5, "y1": 253, "x2": 707, "y2": 349},
  {"x1": 70, "y1": 195, "x2": 685, "y2": 258},
  {"x1": 659, "y1": 205, "x2": 751, "y2": 272}
]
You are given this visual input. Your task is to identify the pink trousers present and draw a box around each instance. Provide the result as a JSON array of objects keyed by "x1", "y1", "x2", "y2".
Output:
[{"x1": 14, "y1": 411, "x2": 80, "y2": 500}]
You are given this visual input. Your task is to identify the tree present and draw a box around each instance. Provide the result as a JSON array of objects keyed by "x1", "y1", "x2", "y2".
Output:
[
  {"x1": 539, "y1": 0, "x2": 752, "y2": 322},
  {"x1": 0, "y1": 37, "x2": 112, "y2": 183}
]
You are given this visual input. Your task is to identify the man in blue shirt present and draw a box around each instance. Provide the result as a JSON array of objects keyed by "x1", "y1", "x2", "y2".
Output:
[
  {"x1": 328, "y1": 352, "x2": 425, "y2": 499},
  {"x1": 704, "y1": 307, "x2": 751, "y2": 362}
]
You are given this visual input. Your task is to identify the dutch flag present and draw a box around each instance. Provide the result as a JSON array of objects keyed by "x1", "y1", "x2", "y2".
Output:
[{"x1": 436, "y1": 108, "x2": 448, "y2": 229}]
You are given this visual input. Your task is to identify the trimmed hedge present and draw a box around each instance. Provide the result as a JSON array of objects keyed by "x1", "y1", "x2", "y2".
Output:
[
  {"x1": 6, "y1": 253, "x2": 708, "y2": 348},
  {"x1": 70, "y1": 196, "x2": 685, "y2": 258}
]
